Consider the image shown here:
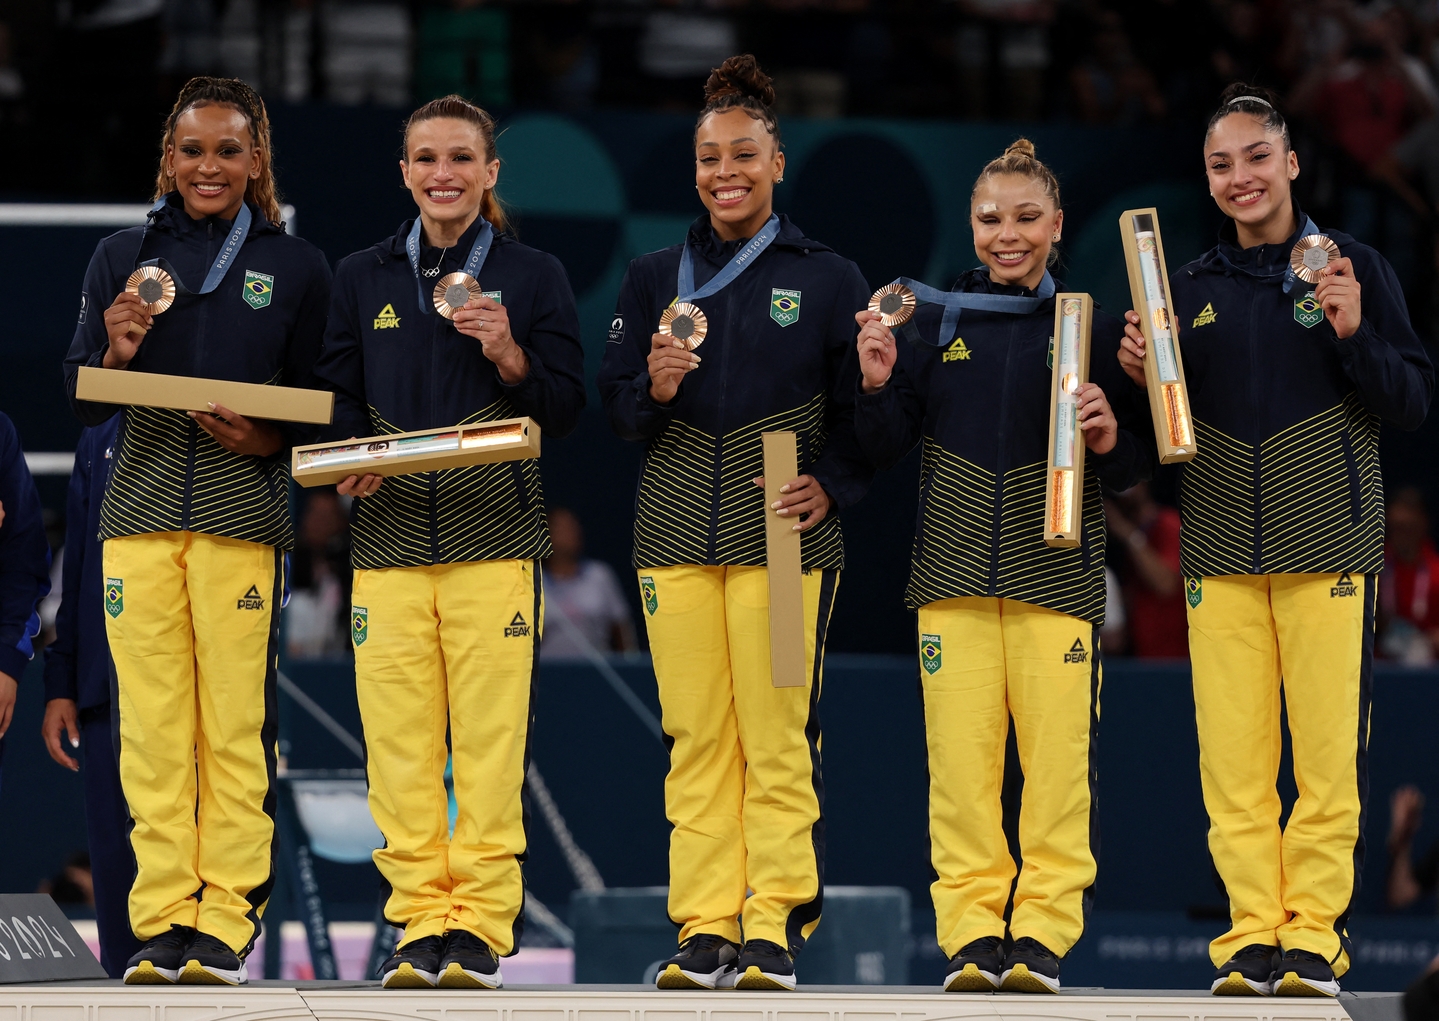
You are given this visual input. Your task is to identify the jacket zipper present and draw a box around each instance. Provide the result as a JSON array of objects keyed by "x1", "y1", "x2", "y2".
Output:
[
  {"x1": 988, "y1": 316, "x2": 1014, "y2": 596},
  {"x1": 1247, "y1": 274, "x2": 1262, "y2": 571},
  {"x1": 182, "y1": 219, "x2": 218, "y2": 532},
  {"x1": 708, "y1": 266, "x2": 730, "y2": 566},
  {"x1": 428, "y1": 312, "x2": 441, "y2": 562}
]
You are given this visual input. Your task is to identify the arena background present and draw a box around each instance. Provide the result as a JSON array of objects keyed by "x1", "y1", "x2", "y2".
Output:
[{"x1": 2, "y1": 0, "x2": 1439, "y2": 992}]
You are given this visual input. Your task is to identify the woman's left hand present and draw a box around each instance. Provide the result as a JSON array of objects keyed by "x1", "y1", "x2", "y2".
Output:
[
  {"x1": 754, "y1": 474, "x2": 833, "y2": 532},
  {"x1": 1075, "y1": 382, "x2": 1117, "y2": 455},
  {"x1": 454, "y1": 296, "x2": 529, "y2": 384},
  {"x1": 1314, "y1": 257, "x2": 1362, "y2": 340},
  {"x1": 190, "y1": 403, "x2": 284, "y2": 457}
]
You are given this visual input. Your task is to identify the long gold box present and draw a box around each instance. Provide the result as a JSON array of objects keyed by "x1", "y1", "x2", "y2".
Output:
[
  {"x1": 1118, "y1": 207, "x2": 1197, "y2": 464},
  {"x1": 76, "y1": 365, "x2": 334, "y2": 425},
  {"x1": 1044, "y1": 293, "x2": 1093, "y2": 549},
  {"x1": 290, "y1": 417, "x2": 540, "y2": 488}
]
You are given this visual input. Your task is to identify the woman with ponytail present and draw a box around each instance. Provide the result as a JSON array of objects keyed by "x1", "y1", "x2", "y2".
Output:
[
  {"x1": 599, "y1": 56, "x2": 873, "y2": 991},
  {"x1": 854, "y1": 139, "x2": 1150, "y2": 993},
  {"x1": 1117, "y1": 83, "x2": 1432, "y2": 997},
  {"x1": 62, "y1": 77, "x2": 332, "y2": 985},
  {"x1": 312, "y1": 95, "x2": 584, "y2": 990}
]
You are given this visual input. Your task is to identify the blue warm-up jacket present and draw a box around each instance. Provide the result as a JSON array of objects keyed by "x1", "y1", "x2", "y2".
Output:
[
  {"x1": 43, "y1": 419, "x2": 119, "y2": 710},
  {"x1": 1168, "y1": 205, "x2": 1433, "y2": 577},
  {"x1": 0, "y1": 414, "x2": 50, "y2": 682},
  {"x1": 313, "y1": 215, "x2": 586, "y2": 569},
  {"x1": 598, "y1": 214, "x2": 873, "y2": 570}
]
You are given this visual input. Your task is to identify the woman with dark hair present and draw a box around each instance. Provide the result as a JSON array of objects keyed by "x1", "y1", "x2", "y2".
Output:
[
  {"x1": 598, "y1": 55, "x2": 872, "y2": 992},
  {"x1": 313, "y1": 94, "x2": 585, "y2": 990},
  {"x1": 1119, "y1": 83, "x2": 1433, "y2": 997},
  {"x1": 63, "y1": 77, "x2": 332, "y2": 986},
  {"x1": 855, "y1": 139, "x2": 1149, "y2": 994}
]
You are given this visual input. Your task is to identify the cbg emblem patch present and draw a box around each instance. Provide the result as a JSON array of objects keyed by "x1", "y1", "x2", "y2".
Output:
[
  {"x1": 105, "y1": 578, "x2": 123, "y2": 618},
  {"x1": 770, "y1": 288, "x2": 801, "y2": 327},
  {"x1": 243, "y1": 270, "x2": 274, "y2": 310},
  {"x1": 1294, "y1": 291, "x2": 1323, "y2": 329},
  {"x1": 640, "y1": 576, "x2": 658, "y2": 616},
  {"x1": 352, "y1": 606, "x2": 368, "y2": 646},
  {"x1": 920, "y1": 634, "x2": 942, "y2": 675},
  {"x1": 1186, "y1": 577, "x2": 1203, "y2": 609}
]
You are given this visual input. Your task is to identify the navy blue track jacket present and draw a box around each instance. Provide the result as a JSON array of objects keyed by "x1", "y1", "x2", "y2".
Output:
[
  {"x1": 313, "y1": 216, "x2": 586, "y2": 569},
  {"x1": 0, "y1": 414, "x2": 51, "y2": 682},
  {"x1": 43, "y1": 419, "x2": 119, "y2": 709},
  {"x1": 598, "y1": 215, "x2": 874, "y2": 570},
  {"x1": 856, "y1": 270, "x2": 1151, "y2": 622},
  {"x1": 63, "y1": 192, "x2": 332, "y2": 550},
  {"x1": 1169, "y1": 206, "x2": 1433, "y2": 577}
]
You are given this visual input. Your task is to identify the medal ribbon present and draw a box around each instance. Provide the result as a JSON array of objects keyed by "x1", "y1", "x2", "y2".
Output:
[
  {"x1": 677, "y1": 214, "x2": 781, "y2": 302},
  {"x1": 406, "y1": 216, "x2": 494, "y2": 315},
  {"x1": 893, "y1": 272, "x2": 1057, "y2": 346},
  {"x1": 135, "y1": 194, "x2": 252, "y2": 295},
  {"x1": 1281, "y1": 216, "x2": 1323, "y2": 295}
]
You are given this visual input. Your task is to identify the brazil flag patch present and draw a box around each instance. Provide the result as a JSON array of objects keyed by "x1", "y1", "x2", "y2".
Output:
[
  {"x1": 352, "y1": 606, "x2": 368, "y2": 646},
  {"x1": 105, "y1": 578, "x2": 123, "y2": 618},
  {"x1": 920, "y1": 633, "x2": 942, "y2": 675},
  {"x1": 243, "y1": 270, "x2": 274, "y2": 310},
  {"x1": 770, "y1": 288, "x2": 801, "y2": 327},
  {"x1": 640, "y1": 576, "x2": 658, "y2": 616},
  {"x1": 1186, "y1": 577, "x2": 1203, "y2": 609},
  {"x1": 1294, "y1": 291, "x2": 1322, "y2": 329}
]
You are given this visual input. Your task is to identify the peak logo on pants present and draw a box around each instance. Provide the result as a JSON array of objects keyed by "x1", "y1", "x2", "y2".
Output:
[
  {"x1": 1064, "y1": 638, "x2": 1088, "y2": 664},
  {"x1": 237, "y1": 585, "x2": 265, "y2": 610},
  {"x1": 504, "y1": 612, "x2": 531, "y2": 638},
  {"x1": 1331, "y1": 572, "x2": 1358, "y2": 597}
]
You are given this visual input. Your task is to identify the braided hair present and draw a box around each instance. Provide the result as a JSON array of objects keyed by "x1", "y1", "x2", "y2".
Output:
[
  {"x1": 403, "y1": 94, "x2": 509, "y2": 233},
  {"x1": 153, "y1": 77, "x2": 282, "y2": 225},
  {"x1": 696, "y1": 55, "x2": 781, "y2": 148}
]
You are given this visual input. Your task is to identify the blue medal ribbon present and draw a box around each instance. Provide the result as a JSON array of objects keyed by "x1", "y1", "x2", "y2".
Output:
[
  {"x1": 676, "y1": 214, "x2": 781, "y2": 303},
  {"x1": 406, "y1": 216, "x2": 494, "y2": 315},
  {"x1": 135, "y1": 194, "x2": 252, "y2": 295},
  {"x1": 893, "y1": 271, "x2": 1056, "y2": 346}
]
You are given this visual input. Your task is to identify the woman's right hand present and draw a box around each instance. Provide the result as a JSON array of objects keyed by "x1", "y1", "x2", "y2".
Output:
[
  {"x1": 337, "y1": 474, "x2": 383, "y2": 497},
  {"x1": 647, "y1": 332, "x2": 700, "y2": 405},
  {"x1": 1118, "y1": 310, "x2": 1148, "y2": 388},
  {"x1": 854, "y1": 309, "x2": 896, "y2": 394},
  {"x1": 103, "y1": 292, "x2": 152, "y2": 369}
]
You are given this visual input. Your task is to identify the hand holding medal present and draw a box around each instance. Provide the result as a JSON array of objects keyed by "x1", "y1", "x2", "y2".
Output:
[
  {"x1": 854, "y1": 284, "x2": 914, "y2": 394},
  {"x1": 1293, "y1": 233, "x2": 1361, "y2": 339},
  {"x1": 648, "y1": 303, "x2": 706, "y2": 404}
]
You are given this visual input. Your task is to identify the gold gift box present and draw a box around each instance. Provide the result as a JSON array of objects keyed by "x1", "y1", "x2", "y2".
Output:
[
  {"x1": 76, "y1": 366, "x2": 334, "y2": 425},
  {"x1": 291, "y1": 417, "x2": 541, "y2": 488},
  {"x1": 1044, "y1": 293, "x2": 1093, "y2": 549}
]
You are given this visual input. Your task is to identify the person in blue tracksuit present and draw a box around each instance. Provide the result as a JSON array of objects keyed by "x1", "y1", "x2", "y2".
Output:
[
  {"x1": 1118, "y1": 83, "x2": 1433, "y2": 997},
  {"x1": 0, "y1": 411, "x2": 53, "y2": 791},
  {"x1": 40, "y1": 418, "x2": 141, "y2": 977}
]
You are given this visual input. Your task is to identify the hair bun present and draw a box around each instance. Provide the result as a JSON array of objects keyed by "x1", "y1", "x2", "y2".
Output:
[
  {"x1": 704, "y1": 55, "x2": 775, "y2": 108},
  {"x1": 1217, "y1": 81, "x2": 1281, "y2": 110},
  {"x1": 1003, "y1": 138, "x2": 1037, "y2": 160}
]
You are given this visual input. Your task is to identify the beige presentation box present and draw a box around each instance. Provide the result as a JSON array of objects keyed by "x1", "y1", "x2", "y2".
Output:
[
  {"x1": 291, "y1": 417, "x2": 541, "y2": 488},
  {"x1": 1044, "y1": 293, "x2": 1094, "y2": 549},
  {"x1": 763, "y1": 430, "x2": 806, "y2": 689},
  {"x1": 76, "y1": 365, "x2": 334, "y2": 425}
]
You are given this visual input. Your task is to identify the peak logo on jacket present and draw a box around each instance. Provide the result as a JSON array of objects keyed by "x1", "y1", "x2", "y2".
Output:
[
  {"x1": 504, "y1": 611, "x2": 531, "y2": 637},
  {"x1": 1192, "y1": 302, "x2": 1217, "y2": 328},
  {"x1": 943, "y1": 337, "x2": 972, "y2": 363},
  {"x1": 237, "y1": 584, "x2": 265, "y2": 610},
  {"x1": 374, "y1": 303, "x2": 401, "y2": 329},
  {"x1": 770, "y1": 288, "x2": 801, "y2": 327}
]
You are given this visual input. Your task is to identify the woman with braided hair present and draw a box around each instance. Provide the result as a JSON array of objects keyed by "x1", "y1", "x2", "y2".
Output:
[{"x1": 63, "y1": 77, "x2": 332, "y2": 985}]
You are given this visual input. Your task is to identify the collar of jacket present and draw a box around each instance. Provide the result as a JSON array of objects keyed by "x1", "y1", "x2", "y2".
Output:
[
  {"x1": 949, "y1": 266, "x2": 1061, "y2": 302},
  {"x1": 383, "y1": 213, "x2": 509, "y2": 262},
  {"x1": 683, "y1": 212, "x2": 834, "y2": 259},
  {"x1": 147, "y1": 190, "x2": 282, "y2": 240},
  {"x1": 1200, "y1": 197, "x2": 1314, "y2": 282}
]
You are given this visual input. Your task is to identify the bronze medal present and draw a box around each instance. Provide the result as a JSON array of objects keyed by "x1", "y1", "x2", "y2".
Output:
[
  {"x1": 433, "y1": 272, "x2": 483, "y2": 320},
  {"x1": 1290, "y1": 234, "x2": 1340, "y2": 285},
  {"x1": 125, "y1": 266, "x2": 176, "y2": 315},
  {"x1": 868, "y1": 283, "x2": 917, "y2": 327},
  {"x1": 658, "y1": 302, "x2": 708, "y2": 350}
]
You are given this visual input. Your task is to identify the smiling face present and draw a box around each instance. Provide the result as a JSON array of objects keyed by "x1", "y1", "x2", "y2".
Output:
[
  {"x1": 1204, "y1": 112, "x2": 1298, "y2": 246},
  {"x1": 970, "y1": 174, "x2": 1063, "y2": 290},
  {"x1": 166, "y1": 103, "x2": 260, "y2": 221},
  {"x1": 695, "y1": 107, "x2": 785, "y2": 242},
  {"x1": 401, "y1": 117, "x2": 500, "y2": 242}
]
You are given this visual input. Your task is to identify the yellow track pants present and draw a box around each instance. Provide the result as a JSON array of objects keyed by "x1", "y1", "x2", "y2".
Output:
[
  {"x1": 639, "y1": 565, "x2": 838, "y2": 952},
  {"x1": 1188, "y1": 572, "x2": 1374, "y2": 975},
  {"x1": 352, "y1": 559, "x2": 540, "y2": 954},
  {"x1": 103, "y1": 531, "x2": 282, "y2": 954},
  {"x1": 918, "y1": 597, "x2": 1100, "y2": 959}
]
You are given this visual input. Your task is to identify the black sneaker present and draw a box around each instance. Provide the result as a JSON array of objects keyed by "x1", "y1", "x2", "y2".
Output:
[
  {"x1": 1211, "y1": 944, "x2": 1279, "y2": 995},
  {"x1": 944, "y1": 935, "x2": 1004, "y2": 992},
  {"x1": 1001, "y1": 936, "x2": 1061, "y2": 993},
  {"x1": 178, "y1": 931, "x2": 248, "y2": 985},
  {"x1": 734, "y1": 939, "x2": 797, "y2": 991},
  {"x1": 437, "y1": 930, "x2": 503, "y2": 989},
  {"x1": 123, "y1": 924, "x2": 195, "y2": 984},
  {"x1": 656, "y1": 933, "x2": 742, "y2": 989},
  {"x1": 381, "y1": 934, "x2": 446, "y2": 989},
  {"x1": 1272, "y1": 949, "x2": 1340, "y2": 997}
]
